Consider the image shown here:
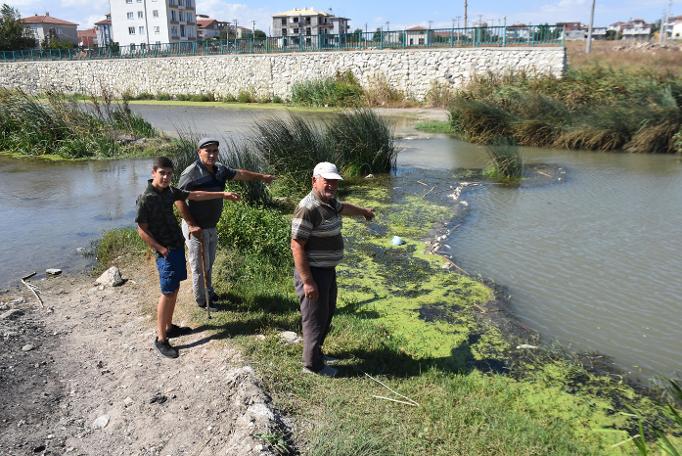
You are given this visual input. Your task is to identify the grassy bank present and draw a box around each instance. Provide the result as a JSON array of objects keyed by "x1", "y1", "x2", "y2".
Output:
[
  {"x1": 447, "y1": 67, "x2": 682, "y2": 153},
  {"x1": 96, "y1": 174, "x2": 680, "y2": 455},
  {"x1": 0, "y1": 89, "x2": 168, "y2": 159},
  {"x1": 92, "y1": 110, "x2": 680, "y2": 454}
]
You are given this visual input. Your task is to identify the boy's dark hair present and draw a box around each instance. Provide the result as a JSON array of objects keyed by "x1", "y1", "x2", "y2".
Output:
[{"x1": 153, "y1": 156, "x2": 174, "y2": 170}]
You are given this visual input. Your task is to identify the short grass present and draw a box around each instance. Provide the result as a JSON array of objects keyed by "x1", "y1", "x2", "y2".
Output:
[{"x1": 414, "y1": 120, "x2": 453, "y2": 134}]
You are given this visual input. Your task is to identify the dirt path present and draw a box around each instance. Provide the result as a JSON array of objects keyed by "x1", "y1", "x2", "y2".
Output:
[{"x1": 0, "y1": 264, "x2": 290, "y2": 456}]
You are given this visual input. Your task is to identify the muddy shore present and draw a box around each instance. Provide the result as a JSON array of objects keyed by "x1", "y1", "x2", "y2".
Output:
[{"x1": 0, "y1": 264, "x2": 290, "y2": 456}]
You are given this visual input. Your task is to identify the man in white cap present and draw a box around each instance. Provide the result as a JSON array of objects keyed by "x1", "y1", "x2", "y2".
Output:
[
  {"x1": 291, "y1": 162, "x2": 375, "y2": 376},
  {"x1": 176, "y1": 137, "x2": 275, "y2": 309}
]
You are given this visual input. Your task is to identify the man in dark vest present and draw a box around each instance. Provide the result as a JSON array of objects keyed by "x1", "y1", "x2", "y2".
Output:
[{"x1": 176, "y1": 137, "x2": 275, "y2": 309}]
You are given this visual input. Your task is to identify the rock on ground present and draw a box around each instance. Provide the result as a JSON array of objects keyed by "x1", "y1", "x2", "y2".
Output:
[
  {"x1": 0, "y1": 266, "x2": 291, "y2": 456},
  {"x1": 95, "y1": 266, "x2": 125, "y2": 287}
]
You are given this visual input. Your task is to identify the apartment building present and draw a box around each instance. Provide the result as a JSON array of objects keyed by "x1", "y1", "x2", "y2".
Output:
[
  {"x1": 95, "y1": 14, "x2": 113, "y2": 47},
  {"x1": 20, "y1": 13, "x2": 78, "y2": 47},
  {"x1": 271, "y1": 8, "x2": 350, "y2": 46},
  {"x1": 110, "y1": 0, "x2": 197, "y2": 48}
]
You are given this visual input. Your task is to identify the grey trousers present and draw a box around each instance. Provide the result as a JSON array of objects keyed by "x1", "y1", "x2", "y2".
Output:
[
  {"x1": 294, "y1": 267, "x2": 337, "y2": 372},
  {"x1": 181, "y1": 220, "x2": 217, "y2": 306}
]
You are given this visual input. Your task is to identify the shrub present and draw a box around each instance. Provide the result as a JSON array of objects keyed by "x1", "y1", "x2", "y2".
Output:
[
  {"x1": 364, "y1": 74, "x2": 407, "y2": 107},
  {"x1": 238, "y1": 90, "x2": 256, "y2": 103},
  {"x1": 291, "y1": 71, "x2": 365, "y2": 107},
  {"x1": 425, "y1": 81, "x2": 456, "y2": 108},
  {"x1": 215, "y1": 202, "x2": 291, "y2": 268}
]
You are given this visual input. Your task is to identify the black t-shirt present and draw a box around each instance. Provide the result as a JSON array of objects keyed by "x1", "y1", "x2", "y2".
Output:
[{"x1": 135, "y1": 180, "x2": 190, "y2": 250}]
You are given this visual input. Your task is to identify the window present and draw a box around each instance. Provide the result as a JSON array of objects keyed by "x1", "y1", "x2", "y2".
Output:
[
  {"x1": 128, "y1": 26, "x2": 135, "y2": 34},
  {"x1": 152, "y1": 10, "x2": 158, "y2": 17},
  {"x1": 154, "y1": 26, "x2": 160, "y2": 33},
  {"x1": 293, "y1": 17, "x2": 298, "y2": 23},
  {"x1": 306, "y1": 27, "x2": 311, "y2": 36},
  {"x1": 293, "y1": 28, "x2": 298, "y2": 34},
  {"x1": 137, "y1": 11, "x2": 143, "y2": 18},
  {"x1": 127, "y1": 12, "x2": 134, "y2": 19},
  {"x1": 155, "y1": 40, "x2": 161, "y2": 44},
  {"x1": 139, "y1": 26, "x2": 145, "y2": 34},
  {"x1": 180, "y1": 24, "x2": 185, "y2": 36},
  {"x1": 281, "y1": 28, "x2": 287, "y2": 36},
  {"x1": 125, "y1": 0, "x2": 132, "y2": 3},
  {"x1": 281, "y1": 18, "x2": 286, "y2": 26}
]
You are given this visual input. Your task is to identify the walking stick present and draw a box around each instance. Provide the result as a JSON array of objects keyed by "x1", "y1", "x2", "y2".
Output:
[{"x1": 198, "y1": 236, "x2": 212, "y2": 320}]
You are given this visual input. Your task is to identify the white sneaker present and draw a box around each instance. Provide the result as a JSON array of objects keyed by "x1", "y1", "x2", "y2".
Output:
[{"x1": 302, "y1": 365, "x2": 337, "y2": 377}]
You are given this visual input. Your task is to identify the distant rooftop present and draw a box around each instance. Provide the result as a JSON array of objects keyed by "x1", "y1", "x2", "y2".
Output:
[{"x1": 21, "y1": 14, "x2": 78, "y2": 26}]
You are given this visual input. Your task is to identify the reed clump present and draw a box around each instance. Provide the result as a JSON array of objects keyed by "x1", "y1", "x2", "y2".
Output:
[
  {"x1": 448, "y1": 68, "x2": 682, "y2": 153},
  {"x1": 252, "y1": 109, "x2": 396, "y2": 195},
  {"x1": 484, "y1": 143, "x2": 523, "y2": 184},
  {"x1": 0, "y1": 89, "x2": 157, "y2": 158}
]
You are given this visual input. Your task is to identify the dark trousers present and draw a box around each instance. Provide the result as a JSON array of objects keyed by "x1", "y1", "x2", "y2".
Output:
[{"x1": 294, "y1": 267, "x2": 337, "y2": 371}]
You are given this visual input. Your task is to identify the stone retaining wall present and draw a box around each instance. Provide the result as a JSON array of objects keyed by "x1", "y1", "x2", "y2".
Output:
[{"x1": 0, "y1": 47, "x2": 566, "y2": 101}]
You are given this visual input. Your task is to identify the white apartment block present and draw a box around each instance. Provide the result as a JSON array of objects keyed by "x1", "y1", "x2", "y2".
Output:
[
  {"x1": 272, "y1": 8, "x2": 350, "y2": 46},
  {"x1": 110, "y1": 0, "x2": 196, "y2": 48}
]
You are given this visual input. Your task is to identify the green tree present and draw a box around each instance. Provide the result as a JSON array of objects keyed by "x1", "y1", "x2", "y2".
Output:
[
  {"x1": 254, "y1": 29, "x2": 266, "y2": 40},
  {"x1": 0, "y1": 4, "x2": 36, "y2": 51},
  {"x1": 41, "y1": 34, "x2": 75, "y2": 49}
]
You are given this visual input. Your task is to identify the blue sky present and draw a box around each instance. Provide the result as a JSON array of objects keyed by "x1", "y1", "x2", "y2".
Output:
[{"x1": 10, "y1": 0, "x2": 678, "y2": 32}]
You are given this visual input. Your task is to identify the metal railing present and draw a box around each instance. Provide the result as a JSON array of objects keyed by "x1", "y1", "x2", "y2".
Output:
[{"x1": 0, "y1": 25, "x2": 564, "y2": 62}]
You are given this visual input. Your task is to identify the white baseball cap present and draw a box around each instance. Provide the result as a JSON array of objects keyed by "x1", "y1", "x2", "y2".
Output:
[{"x1": 313, "y1": 162, "x2": 344, "y2": 180}]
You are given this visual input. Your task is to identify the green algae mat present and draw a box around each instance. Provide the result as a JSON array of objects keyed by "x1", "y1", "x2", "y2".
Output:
[{"x1": 194, "y1": 175, "x2": 679, "y2": 455}]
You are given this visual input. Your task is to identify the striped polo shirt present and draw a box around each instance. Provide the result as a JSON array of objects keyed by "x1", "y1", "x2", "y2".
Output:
[{"x1": 291, "y1": 191, "x2": 344, "y2": 268}]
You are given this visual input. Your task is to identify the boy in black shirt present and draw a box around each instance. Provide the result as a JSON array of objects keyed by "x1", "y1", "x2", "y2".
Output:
[{"x1": 135, "y1": 157, "x2": 239, "y2": 358}]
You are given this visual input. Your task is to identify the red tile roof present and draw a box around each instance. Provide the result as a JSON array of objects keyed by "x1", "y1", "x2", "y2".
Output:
[
  {"x1": 20, "y1": 14, "x2": 78, "y2": 26},
  {"x1": 95, "y1": 18, "x2": 111, "y2": 25},
  {"x1": 197, "y1": 18, "x2": 217, "y2": 28}
]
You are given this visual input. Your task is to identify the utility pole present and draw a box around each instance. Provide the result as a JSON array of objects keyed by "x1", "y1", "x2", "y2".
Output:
[
  {"x1": 456, "y1": 16, "x2": 461, "y2": 28},
  {"x1": 386, "y1": 21, "x2": 390, "y2": 32},
  {"x1": 464, "y1": 0, "x2": 468, "y2": 29},
  {"x1": 660, "y1": 0, "x2": 672, "y2": 44},
  {"x1": 428, "y1": 20, "x2": 433, "y2": 29},
  {"x1": 585, "y1": 0, "x2": 595, "y2": 53}
]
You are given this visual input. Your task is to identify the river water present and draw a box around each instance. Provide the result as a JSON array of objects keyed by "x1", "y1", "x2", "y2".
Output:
[{"x1": 1, "y1": 105, "x2": 680, "y2": 381}]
